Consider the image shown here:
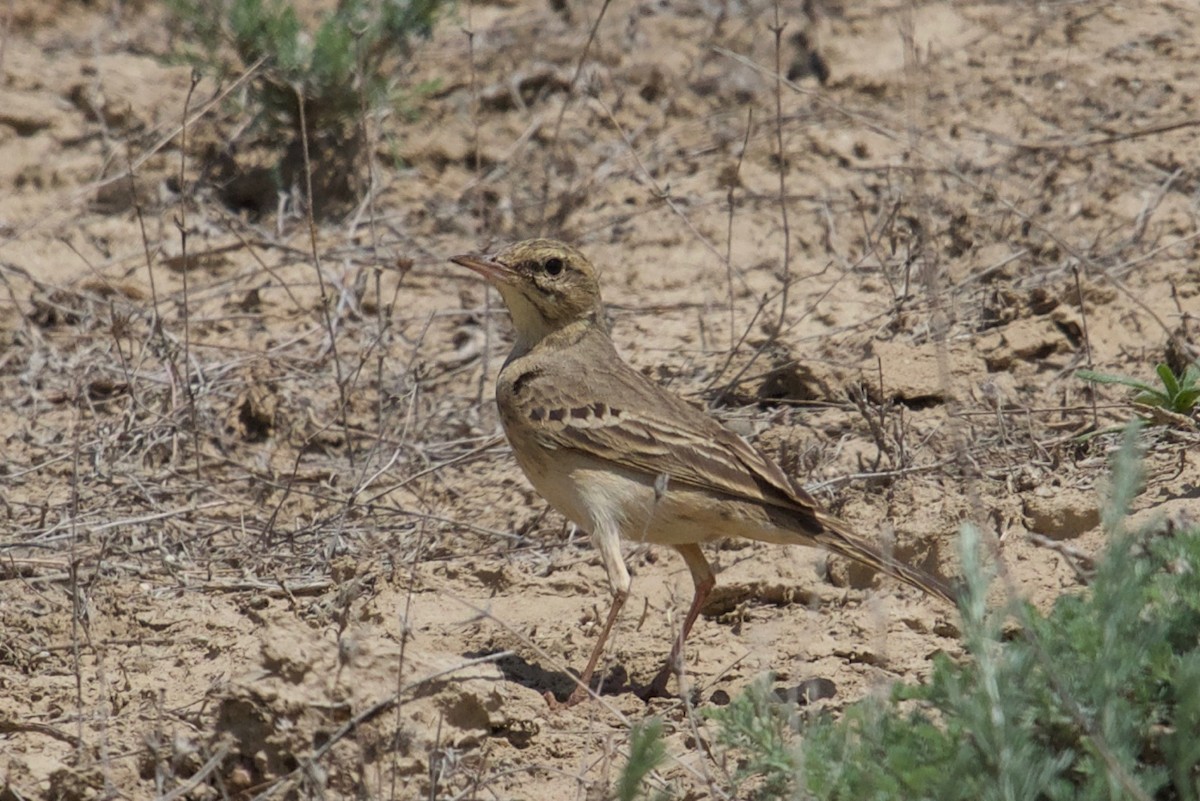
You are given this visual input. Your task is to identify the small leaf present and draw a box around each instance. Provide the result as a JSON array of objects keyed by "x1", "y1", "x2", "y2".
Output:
[
  {"x1": 1076, "y1": 369, "x2": 1159, "y2": 394},
  {"x1": 1172, "y1": 388, "x2": 1200, "y2": 415},
  {"x1": 1133, "y1": 391, "x2": 1166, "y2": 408},
  {"x1": 1156, "y1": 363, "x2": 1181, "y2": 398}
]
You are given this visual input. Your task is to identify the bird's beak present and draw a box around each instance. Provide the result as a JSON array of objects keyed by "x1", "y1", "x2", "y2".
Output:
[{"x1": 450, "y1": 253, "x2": 517, "y2": 286}]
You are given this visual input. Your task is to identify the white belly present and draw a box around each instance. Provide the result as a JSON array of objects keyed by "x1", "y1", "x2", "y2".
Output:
[{"x1": 510, "y1": 443, "x2": 777, "y2": 547}]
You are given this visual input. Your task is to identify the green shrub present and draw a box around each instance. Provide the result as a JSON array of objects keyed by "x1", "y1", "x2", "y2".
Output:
[
  {"x1": 619, "y1": 424, "x2": 1200, "y2": 800},
  {"x1": 165, "y1": 0, "x2": 446, "y2": 213}
]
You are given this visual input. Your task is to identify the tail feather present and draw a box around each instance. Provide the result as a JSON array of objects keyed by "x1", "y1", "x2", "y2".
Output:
[{"x1": 813, "y1": 510, "x2": 957, "y2": 606}]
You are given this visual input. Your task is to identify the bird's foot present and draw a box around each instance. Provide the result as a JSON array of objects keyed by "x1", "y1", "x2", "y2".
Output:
[
  {"x1": 544, "y1": 664, "x2": 631, "y2": 709},
  {"x1": 543, "y1": 686, "x2": 591, "y2": 710},
  {"x1": 634, "y1": 666, "x2": 675, "y2": 702}
]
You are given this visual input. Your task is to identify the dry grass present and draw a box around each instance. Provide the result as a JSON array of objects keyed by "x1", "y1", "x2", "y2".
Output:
[{"x1": 2, "y1": 0, "x2": 1199, "y2": 798}]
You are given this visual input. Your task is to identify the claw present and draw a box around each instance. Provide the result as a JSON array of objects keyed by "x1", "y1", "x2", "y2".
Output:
[
  {"x1": 635, "y1": 665, "x2": 675, "y2": 702},
  {"x1": 544, "y1": 686, "x2": 591, "y2": 710}
]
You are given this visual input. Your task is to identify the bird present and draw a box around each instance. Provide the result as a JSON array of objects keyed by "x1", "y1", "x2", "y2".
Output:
[{"x1": 451, "y1": 238, "x2": 955, "y2": 707}]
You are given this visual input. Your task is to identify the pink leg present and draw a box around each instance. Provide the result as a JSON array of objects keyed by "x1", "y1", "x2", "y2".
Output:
[
  {"x1": 547, "y1": 520, "x2": 631, "y2": 709},
  {"x1": 547, "y1": 588, "x2": 628, "y2": 708},
  {"x1": 643, "y1": 543, "x2": 715, "y2": 699}
]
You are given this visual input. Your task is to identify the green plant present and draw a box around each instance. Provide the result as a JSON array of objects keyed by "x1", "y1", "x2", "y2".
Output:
[
  {"x1": 616, "y1": 718, "x2": 669, "y2": 801},
  {"x1": 1077, "y1": 362, "x2": 1200, "y2": 417},
  {"x1": 707, "y1": 677, "x2": 801, "y2": 799},
  {"x1": 664, "y1": 423, "x2": 1200, "y2": 800},
  {"x1": 165, "y1": 0, "x2": 446, "y2": 212},
  {"x1": 825, "y1": 426, "x2": 1197, "y2": 799}
]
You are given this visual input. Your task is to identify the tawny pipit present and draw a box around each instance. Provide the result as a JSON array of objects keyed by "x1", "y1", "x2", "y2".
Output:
[{"x1": 452, "y1": 239, "x2": 954, "y2": 706}]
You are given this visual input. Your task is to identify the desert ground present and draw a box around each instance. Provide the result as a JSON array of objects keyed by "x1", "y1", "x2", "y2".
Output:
[{"x1": 1, "y1": 0, "x2": 1198, "y2": 798}]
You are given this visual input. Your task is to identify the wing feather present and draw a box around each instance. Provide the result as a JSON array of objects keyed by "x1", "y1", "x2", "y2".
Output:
[{"x1": 517, "y1": 359, "x2": 821, "y2": 518}]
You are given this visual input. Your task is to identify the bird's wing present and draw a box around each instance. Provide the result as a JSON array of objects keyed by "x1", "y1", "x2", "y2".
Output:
[{"x1": 521, "y1": 368, "x2": 822, "y2": 521}]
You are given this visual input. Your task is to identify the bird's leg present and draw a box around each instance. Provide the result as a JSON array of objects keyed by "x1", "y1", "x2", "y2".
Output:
[
  {"x1": 547, "y1": 523, "x2": 631, "y2": 708},
  {"x1": 643, "y1": 543, "x2": 715, "y2": 700},
  {"x1": 548, "y1": 589, "x2": 627, "y2": 708}
]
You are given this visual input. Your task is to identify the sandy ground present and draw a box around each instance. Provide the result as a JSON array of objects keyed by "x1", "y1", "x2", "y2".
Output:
[{"x1": 1, "y1": 0, "x2": 1198, "y2": 798}]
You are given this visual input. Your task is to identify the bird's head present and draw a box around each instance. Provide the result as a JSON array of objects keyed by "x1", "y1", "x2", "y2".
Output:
[{"x1": 451, "y1": 239, "x2": 605, "y2": 349}]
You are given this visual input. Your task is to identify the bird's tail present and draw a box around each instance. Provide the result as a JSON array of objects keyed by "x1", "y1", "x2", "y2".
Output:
[{"x1": 812, "y1": 509, "x2": 957, "y2": 606}]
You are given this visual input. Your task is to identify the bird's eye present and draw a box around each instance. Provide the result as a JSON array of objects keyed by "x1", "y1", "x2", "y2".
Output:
[{"x1": 544, "y1": 257, "x2": 564, "y2": 276}]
